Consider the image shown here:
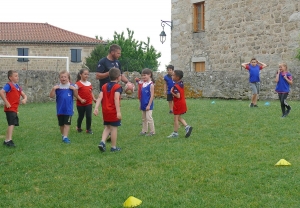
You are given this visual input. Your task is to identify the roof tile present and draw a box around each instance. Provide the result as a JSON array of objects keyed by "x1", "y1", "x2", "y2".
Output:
[{"x1": 0, "y1": 22, "x2": 103, "y2": 44}]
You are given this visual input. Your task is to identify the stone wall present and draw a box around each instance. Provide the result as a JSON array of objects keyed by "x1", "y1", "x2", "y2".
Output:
[
  {"x1": 171, "y1": 0, "x2": 300, "y2": 74},
  {"x1": 1, "y1": 69, "x2": 300, "y2": 106},
  {"x1": 0, "y1": 43, "x2": 97, "y2": 72}
]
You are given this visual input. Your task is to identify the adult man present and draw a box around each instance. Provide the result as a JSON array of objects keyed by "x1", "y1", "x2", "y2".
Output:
[{"x1": 96, "y1": 44, "x2": 130, "y2": 90}]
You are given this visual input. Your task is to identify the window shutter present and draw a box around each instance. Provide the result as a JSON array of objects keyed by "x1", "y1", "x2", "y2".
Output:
[
  {"x1": 71, "y1": 49, "x2": 76, "y2": 62},
  {"x1": 17, "y1": 48, "x2": 23, "y2": 62},
  {"x1": 23, "y1": 48, "x2": 29, "y2": 62},
  {"x1": 76, "y1": 49, "x2": 81, "y2": 62}
]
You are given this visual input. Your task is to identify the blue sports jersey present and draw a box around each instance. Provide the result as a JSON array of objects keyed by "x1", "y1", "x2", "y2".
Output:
[
  {"x1": 140, "y1": 82, "x2": 154, "y2": 111},
  {"x1": 275, "y1": 72, "x2": 292, "y2": 93},
  {"x1": 164, "y1": 74, "x2": 175, "y2": 94},
  {"x1": 247, "y1": 65, "x2": 261, "y2": 82},
  {"x1": 55, "y1": 83, "x2": 74, "y2": 115}
]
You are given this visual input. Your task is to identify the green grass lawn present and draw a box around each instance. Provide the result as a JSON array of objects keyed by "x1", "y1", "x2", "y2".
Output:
[{"x1": 1, "y1": 99, "x2": 300, "y2": 207}]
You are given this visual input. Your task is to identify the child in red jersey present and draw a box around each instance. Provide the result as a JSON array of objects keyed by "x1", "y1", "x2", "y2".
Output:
[
  {"x1": 75, "y1": 68, "x2": 97, "y2": 134},
  {"x1": 167, "y1": 70, "x2": 193, "y2": 138},
  {"x1": 0, "y1": 70, "x2": 27, "y2": 147},
  {"x1": 93, "y1": 67, "x2": 122, "y2": 152}
]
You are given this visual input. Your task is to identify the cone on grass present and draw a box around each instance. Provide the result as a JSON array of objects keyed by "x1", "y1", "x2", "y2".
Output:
[
  {"x1": 123, "y1": 196, "x2": 142, "y2": 207},
  {"x1": 275, "y1": 159, "x2": 291, "y2": 166}
]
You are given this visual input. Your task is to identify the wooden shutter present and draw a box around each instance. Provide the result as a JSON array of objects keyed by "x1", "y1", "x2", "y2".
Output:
[{"x1": 195, "y1": 62, "x2": 205, "y2": 72}]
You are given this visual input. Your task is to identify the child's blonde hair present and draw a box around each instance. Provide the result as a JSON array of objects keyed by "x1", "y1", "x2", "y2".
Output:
[{"x1": 279, "y1": 62, "x2": 288, "y2": 70}]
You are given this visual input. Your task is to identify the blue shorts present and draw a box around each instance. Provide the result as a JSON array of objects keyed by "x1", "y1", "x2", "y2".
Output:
[{"x1": 103, "y1": 120, "x2": 121, "y2": 127}]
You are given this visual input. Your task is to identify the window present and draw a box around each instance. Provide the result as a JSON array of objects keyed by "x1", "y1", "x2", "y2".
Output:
[
  {"x1": 17, "y1": 48, "x2": 29, "y2": 62},
  {"x1": 71, "y1": 49, "x2": 82, "y2": 63},
  {"x1": 195, "y1": 62, "x2": 205, "y2": 72},
  {"x1": 193, "y1": 2, "x2": 205, "y2": 32}
]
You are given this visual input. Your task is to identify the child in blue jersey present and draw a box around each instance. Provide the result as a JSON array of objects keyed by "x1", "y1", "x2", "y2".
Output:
[
  {"x1": 164, "y1": 65, "x2": 175, "y2": 113},
  {"x1": 139, "y1": 68, "x2": 155, "y2": 136},
  {"x1": 241, "y1": 58, "x2": 267, "y2": 107},
  {"x1": 50, "y1": 70, "x2": 78, "y2": 143},
  {"x1": 275, "y1": 62, "x2": 293, "y2": 117}
]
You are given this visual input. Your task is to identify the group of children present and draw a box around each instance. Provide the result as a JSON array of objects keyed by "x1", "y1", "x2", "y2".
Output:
[
  {"x1": 241, "y1": 58, "x2": 293, "y2": 117},
  {"x1": 1, "y1": 60, "x2": 292, "y2": 148}
]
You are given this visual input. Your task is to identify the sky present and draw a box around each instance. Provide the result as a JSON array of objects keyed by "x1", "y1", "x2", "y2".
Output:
[{"x1": 1, "y1": 0, "x2": 171, "y2": 71}]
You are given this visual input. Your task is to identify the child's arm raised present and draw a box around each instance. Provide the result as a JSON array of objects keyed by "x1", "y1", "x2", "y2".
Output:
[
  {"x1": 241, "y1": 62, "x2": 250, "y2": 69},
  {"x1": 69, "y1": 85, "x2": 78, "y2": 99},
  {"x1": 258, "y1": 60, "x2": 267, "y2": 69},
  {"x1": 49, "y1": 85, "x2": 59, "y2": 98}
]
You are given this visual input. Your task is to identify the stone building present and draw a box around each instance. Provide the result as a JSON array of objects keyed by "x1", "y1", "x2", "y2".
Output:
[
  {"x1": 170, "y1": 0, "x2": 300, "y2": 99},
  {"x1": 0, "y1": 22, "x2": 103, "y2": 72}
]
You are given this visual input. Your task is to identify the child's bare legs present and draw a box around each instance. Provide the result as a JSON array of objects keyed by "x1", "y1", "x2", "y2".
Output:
[
  {"x1": 60, "y1": 125, "x2": 71, "y2": 143},
  {"x1": 99, "y1": 125, "x2": 120, "y2": 152},
  {"x1": 168, "y1": 115, "x2": 192, "y2": 138},
  {"x1": 6, "y1": 125, "x2": 14, "y2": 141},
  {"x1": 252, "y1": 94, "x2": 257, "y2": 105},
  {"x1": 109, "y1": 126, "x2": 118, "y2": 148},
  {"x1": 60, "y1": 125, "x2": 70, "y2": 138},
  {"x1": 101, "y1": 125, "x2": 111, "y2": 142}
]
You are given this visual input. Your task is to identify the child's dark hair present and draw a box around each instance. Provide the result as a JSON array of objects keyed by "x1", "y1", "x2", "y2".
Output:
[
  {"x1": 173, "y1": 70, "x2": 184, "y2": 80},
  {"x1": 141, "y1": 68, "x2": 155, "y2": 83},
  {"x1": 109, "y1": 67, "x2": 121, "y2": 80},
  {"x1": 76, "y1": 68, "x2": 89, "y2": 82},
  {"x1": 167, "y1": 65, "x2": 174, "y2": 70},
  {"x1": 7, "y1": 70, "x2": 17, "y2": 80}
]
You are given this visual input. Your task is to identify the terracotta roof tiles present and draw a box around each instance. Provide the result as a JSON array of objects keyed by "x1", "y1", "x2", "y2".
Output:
[{"x1": 0, "y1": 22, "x2": 103, "y2": 45}]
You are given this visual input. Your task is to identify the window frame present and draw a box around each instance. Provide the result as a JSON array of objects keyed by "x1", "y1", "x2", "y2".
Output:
[
  {"x1": 193, "y1": 1, "x2": 205, "y2": 32},
  {"x1": 71, "y1": 49, "x2": 82, "y2": 63},
  {"x1": 17, "y1": 48, "x2": 29, "y2": 62}
]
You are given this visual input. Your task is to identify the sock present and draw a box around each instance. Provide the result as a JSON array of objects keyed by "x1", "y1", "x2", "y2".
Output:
[{"x1": 63, "y1": 136, "x2": 67, "y2": 139}]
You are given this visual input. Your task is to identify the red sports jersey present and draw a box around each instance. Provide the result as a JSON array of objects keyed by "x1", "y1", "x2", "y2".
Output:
[
  {"x1": 101, "y1": 83, "x2": 121, "y2": 122},
  {"x1": 172, "y1": 83, "x2": 187, "y2": 115},
  {"x1": 76, "y1": 81, "x2": 93, "y2": 106},
  {"x1": 4, "y1": 82, "x2": 22, "y2": 113}
]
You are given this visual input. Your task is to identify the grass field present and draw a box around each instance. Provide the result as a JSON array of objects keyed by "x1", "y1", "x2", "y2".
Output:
[{"x1": 1, "y1": 99, "x2": 300, "y2": 208}]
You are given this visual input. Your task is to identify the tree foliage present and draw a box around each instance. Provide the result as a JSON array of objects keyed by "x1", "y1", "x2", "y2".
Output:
[{"x1": 85, "y1": 28, "x2": 161, "y2": 72}]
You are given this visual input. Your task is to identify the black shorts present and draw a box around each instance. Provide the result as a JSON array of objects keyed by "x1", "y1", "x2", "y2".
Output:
[
  {"x1": 57, "y1": 115, "x2": 72, "y2": 126},
  {"x1": 103, "y1": 120, "x2": 121, "y2": 127},
  {"x1": 5, "y1": 111, "x2": 19, "y2": 126},
  {"x1": 167, "y1": 94, "x2": 173, "y2": 101}
]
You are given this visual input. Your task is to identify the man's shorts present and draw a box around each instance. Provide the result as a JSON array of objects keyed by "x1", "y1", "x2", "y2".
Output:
[
  {"x1": 103, "y1": 120, "x2": 121, "y2": 127},
  {"x1": 5, "y1": 111, "x2": 19, "y2": 126},
  {"x1": 57, "y1": 115, "x2": 72, "y2": 126},
  {"x1": 250, "y1": 82, "x2": 260, "y2": 94},
  {"x1": 167, "y1": 94, "x2": 173, "y2": 101}
]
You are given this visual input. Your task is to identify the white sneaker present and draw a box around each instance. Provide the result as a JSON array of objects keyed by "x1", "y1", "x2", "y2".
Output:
[{"x1": 167, "y1": 132, "x2": 178, "y2": 138}]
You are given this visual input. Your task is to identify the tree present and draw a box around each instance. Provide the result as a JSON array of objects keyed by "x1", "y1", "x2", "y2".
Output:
[
  {"x1": 85, "y1": 28, "x2": 161, "y2": 72},
  {"x1": 85, "y1": 43, "x2": 107, "y2": 72}
]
